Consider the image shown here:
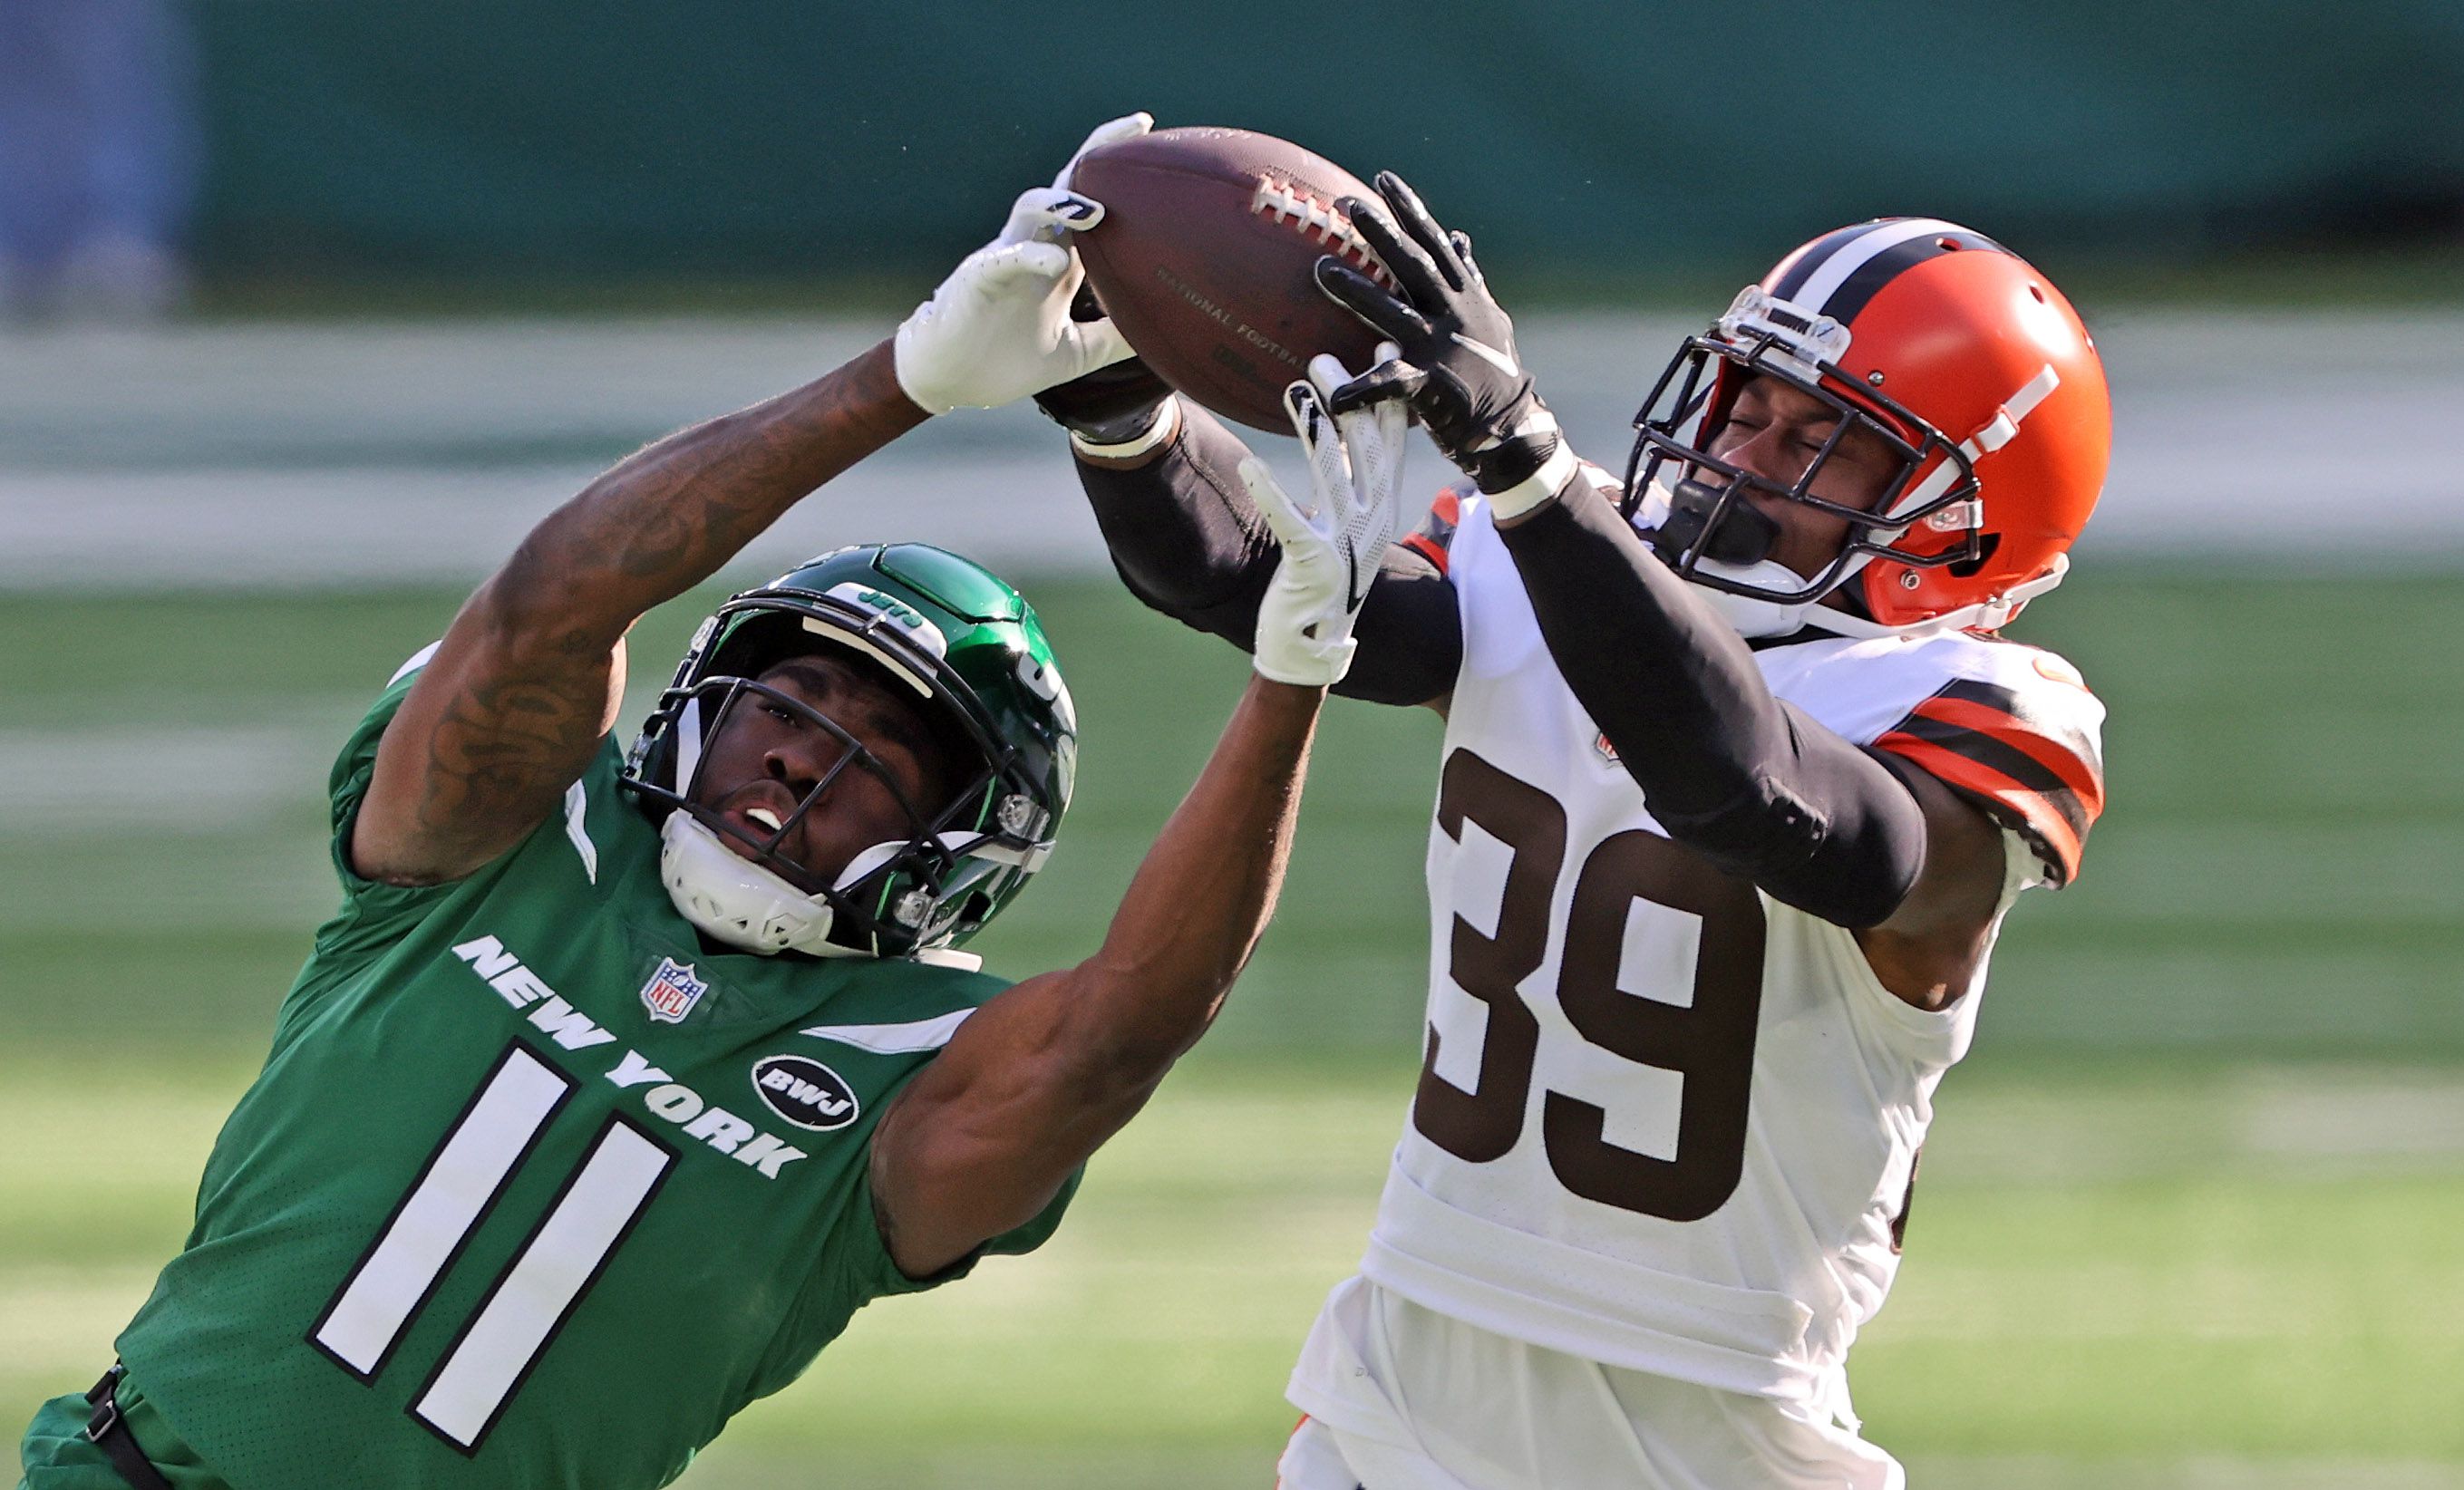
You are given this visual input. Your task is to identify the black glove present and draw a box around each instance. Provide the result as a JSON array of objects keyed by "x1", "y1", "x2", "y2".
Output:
[
  {"x1": 1314, "y1": 172, "x2": 1562, "y2": 496},
  {"x1": 1034, "y1": 282, "x2": 1173, "y2": 445}
]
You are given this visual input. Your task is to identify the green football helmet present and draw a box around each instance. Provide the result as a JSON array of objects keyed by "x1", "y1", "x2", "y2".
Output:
[{"x1": 622, "y1": 545, "x2": 1076, "y2": 960}]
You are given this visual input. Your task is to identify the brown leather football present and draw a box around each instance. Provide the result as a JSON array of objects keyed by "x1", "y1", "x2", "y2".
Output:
[{"x1": 1070, "y1": 126, "x2": 1396, "y2": 433}]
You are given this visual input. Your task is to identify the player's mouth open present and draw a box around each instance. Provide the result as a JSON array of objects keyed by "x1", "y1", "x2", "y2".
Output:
[{"x1": 713, "y1": 787, "x2": 803, "y2": 863}]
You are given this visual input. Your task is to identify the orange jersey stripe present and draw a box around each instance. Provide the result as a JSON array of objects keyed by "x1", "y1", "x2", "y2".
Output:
[
  {"x1": 1877, "y1": 733, "x2": 2086, "y2": 883},
  {"x1": 1401, "y1": 531, "x2": 1450, "y2": 575},
  {"x1": 1905, "y1": 695, "x2": 2104, "y2": 814}
]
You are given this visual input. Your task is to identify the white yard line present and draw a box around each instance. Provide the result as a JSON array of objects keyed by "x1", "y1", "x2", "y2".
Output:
[
  {"x1": 1929, "y1": 1066, "x2": 2464, "y2": 1184},
  {"x1": 0, "y1": 724, "x2": 330, "y2": 831},
  {"x1": 5, "y1": 311, "x2": 2462, "y2": 588},
  {"x1": 0, "y1": 458, "x2": 1117, "y2": 588}
]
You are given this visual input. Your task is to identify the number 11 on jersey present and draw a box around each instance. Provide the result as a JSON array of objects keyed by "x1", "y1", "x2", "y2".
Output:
[{"x1": 309, "y1": 1041, "x2": 676, "y2": 1453}]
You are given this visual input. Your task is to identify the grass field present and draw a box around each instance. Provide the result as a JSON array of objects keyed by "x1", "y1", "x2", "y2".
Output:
[
  {"x1": 5, "y1": 1057, "x2": 2461, "y2": 1487},
  {"x1": 5, "y1": 565, "x2": 2461, "y2": 1485}
]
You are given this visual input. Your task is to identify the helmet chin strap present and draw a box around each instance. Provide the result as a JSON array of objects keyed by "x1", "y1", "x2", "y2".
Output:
[
  {"x1": 1695, "y1": 554, "x2": 2066, "y2": 643},
  {"x1": 655, "y1": 812, "x2": 1040, "y2": 960},
  {"x1": 1633, "y1": 475, "x2": 1852, "y2": 639},
  {"x1": 657, "y1": 811, "x2": 892, "y2": 958},
  {"x1": 1692, "y1": 560, "x2": 1841, "y2": 639}
]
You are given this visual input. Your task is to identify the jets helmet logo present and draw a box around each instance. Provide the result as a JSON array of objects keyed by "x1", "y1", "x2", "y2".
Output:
[{"x1": 823, "y1": 581, "x2": 947, "y2": 658}]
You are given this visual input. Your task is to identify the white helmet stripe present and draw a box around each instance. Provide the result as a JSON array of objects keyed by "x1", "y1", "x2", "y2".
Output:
[
  {"x1": 800, "y1": 617, "x2": 935, "y2": 697},
  {"x1": 2001, "y1": 363, "x2": 2062, "y2": 424},
  {"x1": 674, "y1": 696, "x2": 704, "y2": 791},
  {"x1": 1790, "y1": 218, "x2": 1963, "y2": 318}
]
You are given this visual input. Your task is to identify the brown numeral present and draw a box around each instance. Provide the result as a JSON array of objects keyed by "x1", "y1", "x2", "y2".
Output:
[
  {"x1": 1543, "y1": 830, "x2": 1765, "y2": 1221},
  {"x1": 1412, "y1": 750, "x2": 1564, "y2": 1164},
  {"x1": 1412, "y1": 750, "x2": 1766, "y2": 1221}
]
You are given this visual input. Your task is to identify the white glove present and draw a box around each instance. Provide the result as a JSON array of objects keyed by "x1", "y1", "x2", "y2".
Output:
[
  {"x1": 893, "y1": 113, "x2": 1151, "y2": 414},
  {"x1": 1053, "y1": 110, "x2": 1150, "y2": 193},
  {"x1": 1243, "y1": 344, "x2": 1407, "y2": 688}
]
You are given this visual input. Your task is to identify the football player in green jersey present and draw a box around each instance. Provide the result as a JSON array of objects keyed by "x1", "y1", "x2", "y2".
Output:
[{"x1": 17, "y1": 113, "x2": 1410, "y2": 1490}]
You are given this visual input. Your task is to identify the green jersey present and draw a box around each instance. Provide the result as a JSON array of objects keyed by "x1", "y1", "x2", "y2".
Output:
[{"x1": 109, "y1": 657, "x2": 1074, "y2": 1490}]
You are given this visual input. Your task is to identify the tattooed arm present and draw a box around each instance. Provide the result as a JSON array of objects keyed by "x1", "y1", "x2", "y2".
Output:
[
  {"x1": 348, "y1": 153, "x2": 1131, "y2": 886},
  {"x1": 350, "y1": 341, "x2": 932, "y2": 886}
]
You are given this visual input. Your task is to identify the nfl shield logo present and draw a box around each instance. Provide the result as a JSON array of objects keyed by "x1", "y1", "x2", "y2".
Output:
[{"x1": 640, "y1": 956, "x2": 709, "y2": 1025}]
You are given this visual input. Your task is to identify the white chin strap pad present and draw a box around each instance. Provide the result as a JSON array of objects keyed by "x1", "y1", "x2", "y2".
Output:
[
  {"x1": 1633, "y1": 478, "x2": 1822, "y2": 639},
  {"x1": 1634, "y1": 474, "x2": 1960, "y2": 642},
  {"x1": 1691, "y1": 558, "x2": 1825, "y2": 639},
  {"x1": 657, "y1": 811, "x2": 864, "y2": 958}
]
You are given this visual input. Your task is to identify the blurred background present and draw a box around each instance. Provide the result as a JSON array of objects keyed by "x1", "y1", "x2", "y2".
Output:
[{"x1": 4, "y1": 3, "x2": 2462, "y2": 1486}]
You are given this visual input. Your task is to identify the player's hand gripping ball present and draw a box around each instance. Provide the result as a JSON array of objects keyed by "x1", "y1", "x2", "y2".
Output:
[
  {"x1": 1317, "y1": 172, "x2": 1567, "y2": 504},
  {"x1": 892, "y1": 114, "x2": 1150, "y2": 414},
  {"x1": 1068, "y1": 127, "x2": 1398, "y2": 433}
]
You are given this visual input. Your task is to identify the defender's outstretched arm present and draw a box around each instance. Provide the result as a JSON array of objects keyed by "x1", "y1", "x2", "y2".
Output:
[
  {"x1": 1064, "y1": 392, "x2": 1465, "y2": 710},
  {"x1": 1319, "y1": 172, "x2": 2005, "y2": 1002},
  {"x1": 870, "y1": 371, "x2": 1406, "y2": 1277}
]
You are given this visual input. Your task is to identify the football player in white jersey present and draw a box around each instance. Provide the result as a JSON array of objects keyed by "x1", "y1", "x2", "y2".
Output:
[{"x1": 1038, "y1": 171, "x2": 2110, "y2": 1488}]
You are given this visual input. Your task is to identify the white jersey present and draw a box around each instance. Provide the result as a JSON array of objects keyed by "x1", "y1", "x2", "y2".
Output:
[{"x1": 1359, "y1": 496, "x2": 2105, "y2": 1408}]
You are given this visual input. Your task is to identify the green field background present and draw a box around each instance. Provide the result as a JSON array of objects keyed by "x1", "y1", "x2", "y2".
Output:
[{"x1": 5, "y1": 567, "x2": 2461, "y2": 1486}]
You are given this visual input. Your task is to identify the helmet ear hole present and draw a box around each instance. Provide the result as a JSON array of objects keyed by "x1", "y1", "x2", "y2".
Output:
[{"x1": 1947, "y1": 533, "x2": 2001, "y2": 579}]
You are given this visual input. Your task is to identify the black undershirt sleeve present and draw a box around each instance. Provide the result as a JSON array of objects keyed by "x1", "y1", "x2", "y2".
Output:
[
  {"x1": 1492, "y1": 484, "x2": 1928, "y2": 927},
  {"x1": 1072, "y1": 403, "x2": 1464, "y2": 708}
]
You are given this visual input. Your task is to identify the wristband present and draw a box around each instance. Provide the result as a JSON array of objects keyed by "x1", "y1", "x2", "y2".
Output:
[
  {"x1": 1253, "y1": 631, "x2": 1356, "y2": 688},
  {"x1": 1484, "y1": 440, "x2": 1581, "y2": 522},
  {"x1": 1069, "y1": 395, "x2": 1184, "y2": 461}
]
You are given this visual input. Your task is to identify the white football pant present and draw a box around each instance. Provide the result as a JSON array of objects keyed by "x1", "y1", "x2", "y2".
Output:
[{"x1": 1278, "y1": 1275, "x2": 1905, "y2": 1490}]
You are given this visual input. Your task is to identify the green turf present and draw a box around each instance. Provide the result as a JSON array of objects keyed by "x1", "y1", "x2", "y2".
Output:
[
  {"x1": 3, "y1": 566, "x2": 2458, "y2": 1058},
  {"x1": 5, "y1": 1058, "x2": 2459, "y2": 1485},
  {"x1": 5, "y1": 566, "x2": 2459, "y2": 1480}
]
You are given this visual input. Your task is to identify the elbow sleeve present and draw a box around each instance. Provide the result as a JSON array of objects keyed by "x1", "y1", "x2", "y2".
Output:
[
  {"x1": 1074, "y1": 405, "x2": 1466, "y2": 705},
  {"x1": 1074, "y1": 406, "x2": 1278, "y2": 648},
  {"x1": 1649, "y1": 738, "x2": 1927, "y2": 928},
  {"x1": 1495, "y1": 492, "x2": 1926, "y2": 926}
]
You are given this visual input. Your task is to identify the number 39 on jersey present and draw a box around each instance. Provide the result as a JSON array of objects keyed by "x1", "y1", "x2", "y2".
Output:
[{"x1": 1416, "y1": 748, "x2": 1763, "y2": 1223}]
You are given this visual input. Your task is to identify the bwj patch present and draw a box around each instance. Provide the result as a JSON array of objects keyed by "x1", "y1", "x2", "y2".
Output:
[
  {"x1": 640, "y1": 956, "x2": 709, "y2": 1025},
  {"x1": 750, "y1": 1054, "x2": 860, "y2": 1132}
]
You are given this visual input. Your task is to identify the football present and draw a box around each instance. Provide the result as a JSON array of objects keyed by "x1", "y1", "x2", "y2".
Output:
[{"x1": 1070, "y1": 126, "x2": 1397, "y2": 433}]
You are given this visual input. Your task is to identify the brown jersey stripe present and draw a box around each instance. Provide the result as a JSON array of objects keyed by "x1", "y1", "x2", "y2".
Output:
[
  {"x1": 1901, "y1": 697, "x2": 2104, "y2": 813},
  {"x1": 1401, "y1": 532, "x2": 1451, "y2": 576},
  {"x1": 1926, "y1": 679, "x2": 2100, "y2": 776},
  {"x1": 1876, "y1": 718, "x2": 2095, "y2": 852},
  {"x1": 1879, "y1": 736, "x2": 2087, "y2": 884},
  {"x1": 1401, "y1": 489, "x2": 1465, "y2": 576}
]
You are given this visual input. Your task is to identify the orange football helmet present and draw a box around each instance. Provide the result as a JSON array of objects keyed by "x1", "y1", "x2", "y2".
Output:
[{"x1": 1625, "y1": 218, "x2": 2111, "y2": 634}]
